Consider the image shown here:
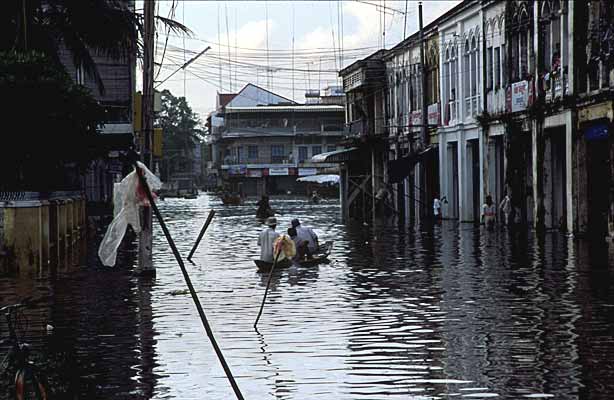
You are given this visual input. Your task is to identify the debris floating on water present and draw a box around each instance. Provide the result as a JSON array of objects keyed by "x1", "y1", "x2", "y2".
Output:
[{"x1": 168, "y1": 289, "x2": 190, "y2": 296}]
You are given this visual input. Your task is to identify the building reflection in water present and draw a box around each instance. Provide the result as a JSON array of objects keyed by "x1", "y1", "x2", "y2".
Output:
[
  {"x1": 3, "y1": 195, "x2": 614, "y2": 399},
  {"x1": 0, "y1": 234, "x2": 157, "y2": 400}
]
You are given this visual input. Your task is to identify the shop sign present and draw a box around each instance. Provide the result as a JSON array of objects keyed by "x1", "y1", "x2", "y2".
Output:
[
  {"x1": 268, "y1": 167, "x2": 289, "y2": 176},
  {"x1": 299, "y1": 168, "x2": 317, "y2": 176},
  {"x1": 228, "y1": 165, "x2": 246, "y2": 175},
  {"x1": 511, "y1": 81, "x2": 528, "y2": 112},
  {"x1": 247, "y1": 169, "x2": 262, "y2": 178}
]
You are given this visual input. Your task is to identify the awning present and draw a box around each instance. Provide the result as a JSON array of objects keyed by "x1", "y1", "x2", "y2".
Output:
[
  {"x1": 388, "y1": 145, "x2": 436, "y2": 184},
  {"x1": 296, "y1": 174, "x2": 339, "y2": 185},
  {"x1": 311, "y1": 147, "x2": 358, "y2": 163}
]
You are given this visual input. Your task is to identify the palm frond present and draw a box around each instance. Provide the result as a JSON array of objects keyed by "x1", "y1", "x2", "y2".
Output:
[{"x1": 153, "y1": 15, "x2": 192, "y2": 37}]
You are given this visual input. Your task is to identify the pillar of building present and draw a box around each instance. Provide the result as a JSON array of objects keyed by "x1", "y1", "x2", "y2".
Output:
[
  {"x1": 609, "y1": 134, "x2": 614, "y2": 241},
  {"x1": 565, "y1": 112, "x2": 575, "y2": 235},
  {"x1": 340, "y1": 164, "x2": 348, "y2": 222},
  {"x1": 532, "y1": 122, "x2": 542, "y2": 229},
  {"x1": 40, "y1": 200, "x2": 50, "y2": 273},
  {"x1": 458, "y1": 133, "x2": 469, "y2": 222}
]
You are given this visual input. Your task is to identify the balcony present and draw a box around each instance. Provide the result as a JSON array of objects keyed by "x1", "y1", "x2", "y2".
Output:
[
  {"x1": 221, "y1": 119, "x2": 344, "y2": 138},
  {"x1": 221, "y1": 156, "x2": 294, "y2": 167},
  {"x1": 443, "y1": 100, "x2": 459, "y2": 126},
  {"x1": 542, "y1": 67, "x2": 568, "y2": 102},
  {"x1": 464, "y1": 95, "x2": 480, "y2": 119},
  {"x1": 346, "y1": 119, "x2": 367, "y2": 136},
  {"x1": 487, "y1": 88, "x2": 506, "y2": 115}
]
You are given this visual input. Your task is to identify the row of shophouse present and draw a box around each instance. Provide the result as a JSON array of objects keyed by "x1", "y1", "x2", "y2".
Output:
[
  {"x1": 206, "y1": 84, "x2": 345, "y2": 196},
  {"x1": 330, "y1": 0, "x2": 614, "y2": 240}
]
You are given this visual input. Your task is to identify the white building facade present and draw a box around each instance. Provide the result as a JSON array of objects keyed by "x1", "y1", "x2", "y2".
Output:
[{"x1": 438, "y1": 2, "x2": 484, "y2": 222}]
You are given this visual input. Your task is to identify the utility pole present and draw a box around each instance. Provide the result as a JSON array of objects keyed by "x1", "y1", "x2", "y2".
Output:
[
  {"x1": 419, "y1": 1, "x2": 428, "y2": 219},
  {"x1": 139, "y1": 0, "x2": 155, "y2": 273}
]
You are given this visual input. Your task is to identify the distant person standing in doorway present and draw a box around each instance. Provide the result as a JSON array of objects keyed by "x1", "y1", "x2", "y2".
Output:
[
  {"x1": 433, "y1": 196, "x2": 442, "y2": 222},
  {"x1": 499, "y1": 192, "x2": 512, "y2": 226},
  {"x1": 482, "y1": 195, "x2": 497, "y2": 229}
]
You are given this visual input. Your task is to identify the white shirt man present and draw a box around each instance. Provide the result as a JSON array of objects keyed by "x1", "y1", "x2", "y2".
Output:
[
  {"x1": 258, "y1": 217, "x2": 280, "y2": 262},
  {"x1": 291, "y1": 218, "x2": 318, "y2": 252}
]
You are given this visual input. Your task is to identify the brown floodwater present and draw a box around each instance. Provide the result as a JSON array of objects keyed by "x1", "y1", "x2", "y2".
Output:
[{"x1": 1, "y1": 193, "x2": 614, "y2": 399}]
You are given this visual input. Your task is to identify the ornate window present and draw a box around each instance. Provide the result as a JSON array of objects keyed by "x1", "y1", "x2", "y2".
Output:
[
  {"x1": 442, "y1": 41, "x2": 458, "y2": 124},
  {"x1": 584, "y1": 1, "x2": 614, "y2": 92},
  {"x1": 471, "y1": 36, "x2": 479, "y2": 98},
  {"x1": 508, "y1": 2, "x2": 533, "y2": 82},
  {"x1": 464, "y1": 39, "x2": 471, "y2": 104},
  {"x1": 540, "y1": 0, "x2": 567, "y2": 98},
  {"x1": 426, "y1": 46, "x2": 439, "y2": 105}
]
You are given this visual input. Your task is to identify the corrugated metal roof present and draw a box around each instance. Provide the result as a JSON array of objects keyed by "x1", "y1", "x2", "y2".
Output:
[
  {"x1": 225, "y1": 105, "x2": 344, "y2": 113},
  {"x1": 311, "y1": 147, "x2": 358, "y2": 163}
]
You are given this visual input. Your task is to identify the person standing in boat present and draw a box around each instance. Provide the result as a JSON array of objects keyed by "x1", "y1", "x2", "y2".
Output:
[
  {"x1": 258, "y1": 217, "x2": 280, "y2": 262},
  {"x1": 291, "y1": 218, "x2": 318, "y2": 257},
  {"x1": 256, "y1": 195, "x2": 274, "y2": 219}
]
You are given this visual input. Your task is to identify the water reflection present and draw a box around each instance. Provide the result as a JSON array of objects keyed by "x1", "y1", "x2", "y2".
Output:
[
  {"x1": 2, "y1": 193, "x2": 614, "y2": 399},
  {"x1": 0, "y1": 235, "x2": 157, "y2": 400}
]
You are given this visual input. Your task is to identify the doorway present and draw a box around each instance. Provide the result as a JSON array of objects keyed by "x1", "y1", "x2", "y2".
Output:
[
  {"x1": 447, "y1": 143, "x2": 459, "y2": 219},
  {"x1": 587, "y1": 135, "x2": 611, "y2": 238}
]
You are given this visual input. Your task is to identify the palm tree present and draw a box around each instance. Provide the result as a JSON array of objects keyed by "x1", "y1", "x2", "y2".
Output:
[{"x1": 0, "y1": 0, "x2": 190, "y2": 94}]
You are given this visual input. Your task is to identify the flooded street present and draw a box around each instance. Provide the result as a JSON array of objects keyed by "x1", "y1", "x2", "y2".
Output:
[{"x1": 2, "y1": 193, "x2": 614, "y2": 399}]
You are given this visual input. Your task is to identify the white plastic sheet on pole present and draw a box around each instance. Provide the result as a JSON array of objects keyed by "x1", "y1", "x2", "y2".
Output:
[{"x1": 98, "y1": 161, "x2": 162, "y2": 266}]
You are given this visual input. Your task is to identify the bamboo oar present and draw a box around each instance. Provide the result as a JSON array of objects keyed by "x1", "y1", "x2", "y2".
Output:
[
  {"x1": 254, "y1": 246, "x2": 282, "y2": 328},
  {"x1": 187, "y1": 210, "x2": 215, "y2": 261},
  {"x1": 134, "y1": 164, "x2": 245, "y2": 400}
]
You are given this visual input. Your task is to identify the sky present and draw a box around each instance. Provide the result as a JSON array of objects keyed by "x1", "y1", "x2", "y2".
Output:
[{"x1": 149, "y1": 1, "x2": 461, "y2": 118}]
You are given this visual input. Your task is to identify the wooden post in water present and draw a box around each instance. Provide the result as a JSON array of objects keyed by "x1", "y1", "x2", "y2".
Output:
[{"x1": 187, "y1": 210, "x2": 215, "y2": 261}]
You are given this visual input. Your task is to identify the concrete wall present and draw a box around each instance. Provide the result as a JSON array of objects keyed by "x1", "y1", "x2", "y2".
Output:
[{"x1": 0, "y1": 194, "x2": 86, "y2": 276}]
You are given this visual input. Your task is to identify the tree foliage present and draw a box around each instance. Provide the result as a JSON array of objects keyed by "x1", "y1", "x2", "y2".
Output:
[
  {"x1": 157, "y1": 89, "x2": 204, "y2": 181},
  {"x1": 0, "y1": 52, "x2": 105, "y2": 190},
  {"x1": 0, "y1": 0, "x2": 190, "y2": 94}
]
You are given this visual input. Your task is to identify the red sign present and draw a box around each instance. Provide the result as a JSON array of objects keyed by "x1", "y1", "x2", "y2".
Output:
[{"x1": 411, "y1": 110, "x2": 422, "y2": 127}]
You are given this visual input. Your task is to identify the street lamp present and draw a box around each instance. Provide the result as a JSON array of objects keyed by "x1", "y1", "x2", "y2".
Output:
[{"x1": 155, "y1": 46, "x2": 211, "y2": 88}]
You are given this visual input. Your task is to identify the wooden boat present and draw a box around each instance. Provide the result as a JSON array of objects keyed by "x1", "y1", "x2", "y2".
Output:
[
  {"x1": 254, "y1": 241, "x2": 333, "y2": 272},
  {"x1": 256, "y1": 210, "x2": 275, "y2": 220}
]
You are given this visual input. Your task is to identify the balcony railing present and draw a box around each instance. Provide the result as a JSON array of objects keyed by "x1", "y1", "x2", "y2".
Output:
[
  {"x1": 222, "y1": 156, "x2": 294, "y2": 166},
  {"x1": 220, "y1": 126, "x2": 344, "y2": 138},
  {"x1": 443, "y1": 100, "x2": 459, "y2": 126},
  {"x1": 487, "y1": 88, "x2": 506, "y2": 115},
  {"x1": 464, "y1": 95, "x2": 479, "y2": 119},
  {"x1": 346, "y1": 119, "x2": 367, "y2": 136},
  {"x1": 543, "y1": 68, "x2": 567, "y2": 102}
]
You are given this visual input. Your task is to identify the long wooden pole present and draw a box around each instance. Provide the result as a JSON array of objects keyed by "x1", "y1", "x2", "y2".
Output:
[
  {"x1": 187, "y1": 210, "x2": 215, "y2": 261},
  {"x1": 138, "y1": 0, "x2": 155, "y2": 272},
  {"x1": 134, "y1": 165, "x2": 245, "y2": 400},
  {"x1": 254, "y1": 249, "x2": 282, "y2": 328}
]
